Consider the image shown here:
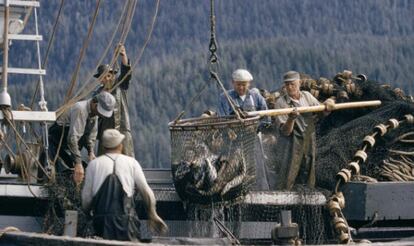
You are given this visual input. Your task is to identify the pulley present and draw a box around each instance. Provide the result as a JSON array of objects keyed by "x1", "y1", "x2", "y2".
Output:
[{"x1": 4, "y1": 154, "x2": 22, "y2": 174}]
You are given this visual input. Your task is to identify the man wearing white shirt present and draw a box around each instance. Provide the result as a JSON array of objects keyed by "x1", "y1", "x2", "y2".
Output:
[{"x1": 82, "y1": 129, "x2": 167, "y2": 241}]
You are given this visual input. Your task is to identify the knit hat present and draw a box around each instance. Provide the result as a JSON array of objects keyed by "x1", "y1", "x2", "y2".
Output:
[{"x1": 102, "y1": 129, "x2": 125, "y2": 148}]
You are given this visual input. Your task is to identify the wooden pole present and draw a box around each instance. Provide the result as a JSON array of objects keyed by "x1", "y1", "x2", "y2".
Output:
[{"x1": 246, "y1": 100, "x2": 382, "y2": 117}]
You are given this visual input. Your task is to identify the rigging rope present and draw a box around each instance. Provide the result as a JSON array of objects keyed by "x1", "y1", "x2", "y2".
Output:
[
  {"x1": 30, "y1": 0, "x2": 65, "y2": 109},
  {"x1": 56, "y1": 0, "x2": 135, "y2": 117},
  {"x1": 64, "y1": 0, "x2": 102, "y2": 102},
  {"x1": 62, "y1": 0, "x2": 131, "y2": 105}
]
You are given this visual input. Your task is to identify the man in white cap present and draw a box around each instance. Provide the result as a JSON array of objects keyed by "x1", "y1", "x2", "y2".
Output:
[
  {"x1": 218, "y1": 68, "x2": 268, "y2": 116},
  {"x1": 273, "y1": 71, "x2": 334, "y2": 190},
  {"x1": 48, "y1": 91, "x2": 116, "y2": 186},
  {"x1": 218, "y1": 69, "x2": 271, "y2": 190},
  {"x1": 82, "y1": 129, "x2": 167, "y2": 241}
]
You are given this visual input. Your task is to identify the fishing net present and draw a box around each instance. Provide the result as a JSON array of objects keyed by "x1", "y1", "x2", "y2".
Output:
[
  {"x1": 169, "y1": 115, "x2": 260, "y2": 204},
  {"x1": 158, "y1": 188, "x2": 330, "y2": 245},
  {"x1": 42, "y1": 173, "x2": 94, "y2": 237},
  {"x1": 314, "y1": 80, "x2": 414, "y2": 190}
]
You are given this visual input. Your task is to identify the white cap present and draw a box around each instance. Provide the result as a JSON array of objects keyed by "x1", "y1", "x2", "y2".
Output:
[
  {"x1": 102, "y1": 129, "x2": 125, "y2": 148},
  {"x1": 232, "y1": 69, "x2": 253, "y2": 82},
  {"x1": 96, "y1": 91, "x2": 116, "y2": 118}
]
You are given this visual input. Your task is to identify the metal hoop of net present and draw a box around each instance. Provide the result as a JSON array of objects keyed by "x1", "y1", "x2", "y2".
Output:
[{"x1": 169, "y1": 115, "x2": 260, "y2": 205}]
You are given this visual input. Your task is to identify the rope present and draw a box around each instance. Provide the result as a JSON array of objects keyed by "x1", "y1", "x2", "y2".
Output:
[
  {"x1": 213, "y1": 217, "x2": 241, "y2": 245},
  {"x1": 30, "y1": 0, "x2": 65, "y2": 109},
  {"x1": 14, "y1": 129, "x2": 39, "y2": 198},
  {"x1": 56, "y1": 0, "x2": 134, "y2": 117},
  {"x1": 56, "y1": 2, "x2": 135, "y2": 117},
  {"x1": 0, "y1": 226, "x2": 20, "y2": 238},
  {"x1": 108, "y1": 0, "x2": 159, "y2": 92},
  {"x1": 64, "y1": 0, "x2": 102, "y2": 102},
  {"x1": 1, "y1": 108, "x2": 51, "y2": 180}
]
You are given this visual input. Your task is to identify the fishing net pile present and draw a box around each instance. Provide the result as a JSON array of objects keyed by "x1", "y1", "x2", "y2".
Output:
[
  {"x1": 42, "y1": 174, "x2": 94, "y2": 237},
  {"x1": 315, "y1": 85, "x2": 414, "y2": 189},
  {"x1": 259, "y1": 70, "x2": 414, "y2": 190}
]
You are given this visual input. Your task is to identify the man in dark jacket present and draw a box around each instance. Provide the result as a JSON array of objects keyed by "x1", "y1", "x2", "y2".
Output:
[{"x1": 95, "y1": 44, "x2": 135, "y2": 157}]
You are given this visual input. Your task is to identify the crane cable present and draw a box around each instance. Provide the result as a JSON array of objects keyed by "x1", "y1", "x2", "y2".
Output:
[
  {"x1": 207, "y1": 0, "x2": 241, "y2": 120},
  {"x1": 172, "y1": 0, "x2": 241, "y2": 123}
]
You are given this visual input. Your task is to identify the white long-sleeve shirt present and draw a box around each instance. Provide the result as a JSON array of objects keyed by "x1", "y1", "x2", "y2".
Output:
[{"x1": 81, "y1": 153, "x2": 155, "y2": 211}]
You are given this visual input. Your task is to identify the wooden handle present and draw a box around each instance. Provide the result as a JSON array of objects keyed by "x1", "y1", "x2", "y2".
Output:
[{"x1": 247, "y1": 100, "x2": 382, "y2": 117}]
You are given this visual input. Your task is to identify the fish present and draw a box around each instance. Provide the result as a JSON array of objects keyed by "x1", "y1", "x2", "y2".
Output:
[{"x1": 220, "y1": 153, "x2": 246, "y2": 195}]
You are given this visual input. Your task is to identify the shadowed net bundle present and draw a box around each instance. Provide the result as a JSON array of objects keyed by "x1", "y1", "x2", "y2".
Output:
[
  {"x1": 174, "y1": 188, "x2": 330, "y2": 245},
  {"x1": 43, "y1": 174, "x2": 94, "y2": 237},
  {"x1": 169, "y1": 115, "x2": 259, "y2": 204},
  {"x1": 315, "y1": 80, "x2": 414, "y2": 190}
]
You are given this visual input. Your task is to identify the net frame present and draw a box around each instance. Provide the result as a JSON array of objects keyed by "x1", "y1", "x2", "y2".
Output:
[{"x1": 169, "y1": 115, "x2": 260, "y2": 205}]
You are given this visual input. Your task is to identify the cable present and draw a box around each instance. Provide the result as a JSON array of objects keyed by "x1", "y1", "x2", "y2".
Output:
[{"x1": 64, "y1": 0, "x2": 102, "y2": 102}]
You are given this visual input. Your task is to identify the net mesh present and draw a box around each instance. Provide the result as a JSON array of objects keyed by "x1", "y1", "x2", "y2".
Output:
[
  {"x1": 169, "y1": 115, "x2": 259, "y2": 204},
  {"x1": 315, "y1": 81, "x2": 414, "y2": 190}
]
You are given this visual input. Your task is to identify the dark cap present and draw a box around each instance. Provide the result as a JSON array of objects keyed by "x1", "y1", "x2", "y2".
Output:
[
  {"x1": 93, "y1": 64, "x2": 118, "y2": 78},
  {"x1": 283, "y1": 71, "x2": 300, "y2": 83}
]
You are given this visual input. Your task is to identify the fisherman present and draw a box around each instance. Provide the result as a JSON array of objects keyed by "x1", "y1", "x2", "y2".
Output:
[
  {"x1": 48, "y1": 91, "x2": 116, "y2": 186},
  {"x1": 217, "y1": 68, "x2": 271, "y2": 190},
  {"x1": 274, "y1": 71, "x2": 334, "y2": 190},
  {"x1": 82, "y1": 129, "x2": 168, "y2": 241},
  {"x1": 218, "y1": 68, "x2": 268, "y2": 117},
  {"x1": 94, "y1": 44, "x2": 135, "y2": 157}
]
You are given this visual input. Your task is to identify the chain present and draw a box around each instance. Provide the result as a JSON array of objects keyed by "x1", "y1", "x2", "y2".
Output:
[{"x1": 208, "y1": 0, "x2": 219, "y2": 74}]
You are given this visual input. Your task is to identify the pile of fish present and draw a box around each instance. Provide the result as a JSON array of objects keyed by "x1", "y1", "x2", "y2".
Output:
[{"x1": 173, "y1": 143, "x2": 249, "y2": 199}]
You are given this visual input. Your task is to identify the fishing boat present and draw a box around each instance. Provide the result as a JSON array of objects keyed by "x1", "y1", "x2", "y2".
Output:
[{"x1": 0, "y1": 1, "x2": 414, "y2": 245}]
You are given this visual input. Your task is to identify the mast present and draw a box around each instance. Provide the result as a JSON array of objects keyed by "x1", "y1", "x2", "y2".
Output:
[{"x1": 0, "y1": 0, "x2": 11, "y2": 107}]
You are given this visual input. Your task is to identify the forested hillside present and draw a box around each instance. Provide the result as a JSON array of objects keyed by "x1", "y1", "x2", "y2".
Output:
[{"x1": 5, "y1": 0, "x2": 414, "y2": 167}]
